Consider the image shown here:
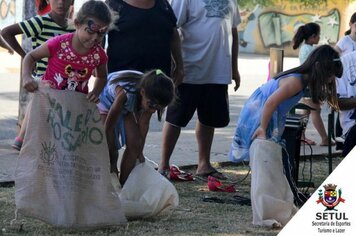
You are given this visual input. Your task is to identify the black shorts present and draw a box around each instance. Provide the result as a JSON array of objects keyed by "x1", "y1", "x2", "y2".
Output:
[
  {"x1": 343, "y1": 124, "x2": 356, "y2": 157},
  {"x1": 166, "y1": 83, "x2": 229, "y2": 128}
]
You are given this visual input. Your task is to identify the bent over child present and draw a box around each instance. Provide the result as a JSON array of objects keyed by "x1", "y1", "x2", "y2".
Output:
[
  {"x1": 97, "y1": 70, "x2": 175, "y2": 185},
  {"x1": 229, "y1": 45, "x2": 343, "y2": 162}
]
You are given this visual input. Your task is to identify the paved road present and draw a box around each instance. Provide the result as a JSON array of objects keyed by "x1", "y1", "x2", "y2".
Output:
[{"x1": 0, "y1": 51, "x2": 339, "y2": 182}]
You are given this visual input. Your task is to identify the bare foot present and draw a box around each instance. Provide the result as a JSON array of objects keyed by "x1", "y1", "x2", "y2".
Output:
[
  {"x1": 301, "y1": 137, "x2": 316, "y2": 145},
  {"x1": 320, "y1": 140, "x2": 335, "y2": 146}
]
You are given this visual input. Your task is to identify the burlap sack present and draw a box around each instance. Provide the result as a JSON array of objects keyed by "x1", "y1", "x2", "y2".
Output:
[
  {"x1": 15, "y1": 88, "x2": 127, "y2": 229},
  {"x1": 249, "y1": 138, "x2": 295, "y2": 227}
]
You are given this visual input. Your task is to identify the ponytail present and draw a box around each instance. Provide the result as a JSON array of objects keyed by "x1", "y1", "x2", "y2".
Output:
[
  {"x1": 292, "y1": 22, "x2": 320, "y2": 50},
  {"x1": 344, "y1": 12, "x2": 356, "y2": 35}
]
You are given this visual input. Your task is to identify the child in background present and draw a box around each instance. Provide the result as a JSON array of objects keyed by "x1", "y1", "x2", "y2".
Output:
[
  {"x1": 335, "y1": 12, "x2": 356, "y2": 56},
  {"x1": 22, "y1": 0, "x2": 112, "y2": 105},
  {"x1": 36, "y1": 0, "x2": 52, "y2": 15},
  {"x1": 35, "y1": 0, "x2": 75, "y2": 18},
  {"x1": 1, "y1": 0, "x2": 75, "y2": 150},
  {"x1": 292, "y1": 22, "x2": 332, "y2": 146},
  {"x1": 97, "y1": 69, "x2": 175, "y2": 185},
  {"x1": 1, "y1": 0, "x2": 74, "y2": 67},
  {"x1": 229, "y1": 45, "x2": 343, "y2": 162},
  {"x1": 0, "y1": 29, "x2": 14, "y2": 54},
  {"x1": 293, "y1": 23, "x2": 320, "y2": 64}
]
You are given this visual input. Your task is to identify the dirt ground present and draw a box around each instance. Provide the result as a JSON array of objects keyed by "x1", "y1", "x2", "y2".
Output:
[{"x1": 0, "y1": 156, "x2": 343, "y2": 236}]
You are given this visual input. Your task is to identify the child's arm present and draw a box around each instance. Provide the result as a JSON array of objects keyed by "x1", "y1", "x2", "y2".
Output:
[
  {"x1": 334, "y1": 45, "x2": 342, "y2": 55},
  {"x1": 105, "y1": 88, "x2": 127, "y2": 166},
  {"x1": 1, "y1": 24, "x2": 26, "y2": 58},
  {"x1": 139, "y1": 112, "x2": 152, "y2": 143},
  {"x1": 22, "y1": 43, "x2": 50, "y2": 92},
  {"x1": 87, "y1": 64, "x2": 107, "y2": 103},
  {"x1": 252, "y1": 76, "x2": 304, "y2": 139}
]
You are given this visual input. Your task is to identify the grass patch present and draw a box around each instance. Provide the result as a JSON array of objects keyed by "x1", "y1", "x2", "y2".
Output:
[{"x1": 0, "y1": 156, "x2": 342, "y2": 235}]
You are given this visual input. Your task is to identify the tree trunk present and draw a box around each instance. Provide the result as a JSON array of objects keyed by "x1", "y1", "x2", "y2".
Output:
[{"x1": 18, "y1": 0, "x2": 36, "y2": 125}]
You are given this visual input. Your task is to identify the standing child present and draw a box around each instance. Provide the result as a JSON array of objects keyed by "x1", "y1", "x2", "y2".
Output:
[
  {"x1": 97, "y1": 69, "x2": 175, "y2": 186},
  {"x1": 229, "y1": 45, "x2": 343, "y2": 162},
  {"x1": 1, "y1": 0, "x2": 75, "y2": 71},
  {"x1": 22, "y1": 0, "x2": 112, "y2": 106},
  {"x1": 292, "y1": 22, "x2": 331, "y2": 146},
  {"x1": 1, "y1": 0, "x2": 75, "y2": 150},
  {"x1": 335, "y1": 12, "x2": 356, "y2": 56}
]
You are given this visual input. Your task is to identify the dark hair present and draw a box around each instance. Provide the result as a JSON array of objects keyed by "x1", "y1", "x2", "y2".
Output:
[
  {"x1": 38, "y1": 0, "x2": 74, "y2": 12},
  {"x1": 345, "y1": 12, "x2": 356, "y2": 35},
  {"x1": 110, "y1": 70, "x2": 175, "y2": 121},
  {"x1": 75, "y1": 0, "x2": 113, "y2": 27},
  {"x1": 138, "y1": 70, "x2": 175, "y2": 121},
  {"x1": 275, "y1": 45, "x2": 342, "y2": 110},
  {"x1": 292, "y1": 22, "x2": 320, "y2": 49},
  {"x1": 37, "y1": 0, "x2": 49, "y2": 12}
]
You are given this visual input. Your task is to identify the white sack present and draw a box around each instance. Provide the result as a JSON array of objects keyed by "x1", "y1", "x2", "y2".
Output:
[{"x1": 249, "y1": 138, "x2": 295, "y2": 227}]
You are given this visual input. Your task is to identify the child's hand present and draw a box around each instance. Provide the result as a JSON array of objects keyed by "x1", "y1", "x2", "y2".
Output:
[
  {"x1": 23, "y1": 78, "x2": 38, "y2": 92},
  {"x1": 252, "y1": 126, "x2": 266, "y2": 140},
  {"x1": 86, "y1": 92, "x2": 100, "y2": 103}
]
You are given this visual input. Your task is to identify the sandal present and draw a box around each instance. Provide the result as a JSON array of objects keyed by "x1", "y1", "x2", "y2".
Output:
[
  {"x1": 168, "y1": 165, "x2": 194, "y2": 181},
  {"x1": 196, "y1": 169, "x2": 228, "y2": 180},
  {"x1": 12, "y1": 137, "x2": 23, "y2": 151},
  {"x1": 320, "y1": 140, "x2": 335, "y2": 146},
  {"x1": 207, "y1": 176, "x2": 235, "y2": 192},
  {"x1": 158, "y1": 169, "x2": 170, "y2": 179},
  {"x1": 158, "y1": 165, "x2": 194, "y2": 181}
]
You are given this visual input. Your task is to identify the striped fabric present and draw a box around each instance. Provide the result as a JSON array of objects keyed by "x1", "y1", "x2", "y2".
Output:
[{"x1": 19, "y1": 14, "x2": 74, "y2": 79}]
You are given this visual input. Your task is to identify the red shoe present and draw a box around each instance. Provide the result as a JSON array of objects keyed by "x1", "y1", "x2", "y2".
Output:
[
  {"x1": 169, "y1": 165, "x2": 194, "y2": 181},
  {"x1": 207, "y1": 176, "x2": 236, "y2": 193}
]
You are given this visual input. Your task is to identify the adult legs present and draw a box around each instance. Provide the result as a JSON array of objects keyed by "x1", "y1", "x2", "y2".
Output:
[
  {"x1": 194, "y1": 84, "x2": 228, "y2": 179},
  {"x1": 159, "y1": 84, "x2": 196, "y2": 172},
  {"x1": 195, "y1": 121, "x2": 215, "y2": 174},
  {"x1": 159, "y1": 122, "x2": 181, "y2": 172}
]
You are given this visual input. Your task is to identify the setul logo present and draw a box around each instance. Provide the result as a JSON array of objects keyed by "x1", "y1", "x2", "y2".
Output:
[{"x1": 316, "y1": 184, "x2": 345, "y2": 211}]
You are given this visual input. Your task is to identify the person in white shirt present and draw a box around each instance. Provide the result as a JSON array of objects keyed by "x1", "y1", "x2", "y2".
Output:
[
  {"x1": 337, "y1": 51, "x2": 356, "y2": 156},
  {"x1": 335, "y1": 12, "x2": 356, "y2": 56},
  {"x1": 158, "y1": 0, "x2": 241, "y2": 180}
]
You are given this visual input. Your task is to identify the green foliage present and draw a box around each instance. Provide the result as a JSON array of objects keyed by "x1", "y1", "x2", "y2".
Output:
[{"x1": 237, "y1": 0, "x2": 355, "y2": 9}]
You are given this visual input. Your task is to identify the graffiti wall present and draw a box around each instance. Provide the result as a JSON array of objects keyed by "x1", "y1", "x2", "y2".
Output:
[
  {"x1": 0, "y1": 0, "x2": 22, "y2": 29},
  {"x1": 237, "y1": 0, "x2": 351, "y2": 55}
]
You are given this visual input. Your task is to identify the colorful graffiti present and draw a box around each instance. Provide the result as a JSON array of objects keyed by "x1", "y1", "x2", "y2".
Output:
[
  {"x1": 258, "y1": 9, "x2": 340, "y2": 47},
  {"x1": 1, "y1": 0, "x2": 15, "y2": 19},
  {"x1": 237, "y1": 1, "x2": 348, "y2": 55},
  {"x1": 0, "y1": 0, "x2": 16, "y2": 28}
]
